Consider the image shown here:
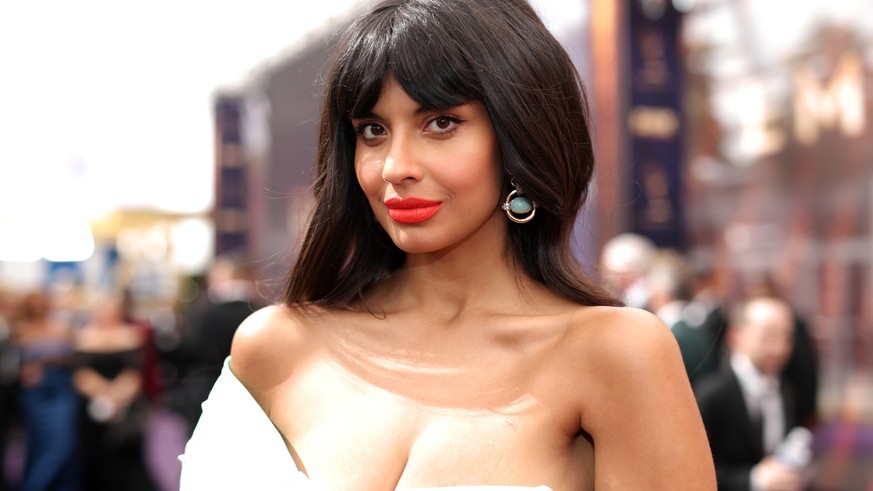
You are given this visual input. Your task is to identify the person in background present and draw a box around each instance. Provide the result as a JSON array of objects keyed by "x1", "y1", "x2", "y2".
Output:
[
  {"x1": 190, "y1": 253, "x2": 262, "y2": 378},
  {"x1": 694, "y1": 296, "x2": 812, "y2": 491},
  {"x1": 684, "y1": 258, "x2": 731, "y2": 370},
  {"x1": 599, "y1": 232, "x2": 658, "y2": 309},
  {"x1": 647, "y1": 249, "x2": 718, "y2": 384},
  {"x1": 175, "y1": 252, "x2": 263, "y2": 433},
  {"x1": 0, "y1": 289, "x2": 20, "y2": 491},
  {"x1": 72, "y1": 293, "x2": 157, "y2": 491},
  {"x1": 179, "y1": 0, "x2": 716, "y2": 489},
  {"x1": 121, "y1": 288, "x2": 163, "y2": 405},
  {"x1": 12, "y1": 291, "x2": 80, "y2": 491},
  {"x1": 748, "y1": 275, "x2": 819, "y2": 429}
]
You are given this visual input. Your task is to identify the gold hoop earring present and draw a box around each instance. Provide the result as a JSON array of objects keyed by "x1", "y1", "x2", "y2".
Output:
[{"x1": 501, "y1": 180, "x2": 536, "y2": 224}]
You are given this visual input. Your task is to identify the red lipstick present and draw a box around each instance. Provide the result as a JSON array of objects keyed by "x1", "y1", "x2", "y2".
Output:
[{"x1": 384, "y1": 197, "x2": 442, "y2": 224}]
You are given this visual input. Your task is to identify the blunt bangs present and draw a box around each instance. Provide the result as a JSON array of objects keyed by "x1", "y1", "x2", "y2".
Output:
[{"x1": 333, "y1": 1, "x2": 484, "y2": 120}]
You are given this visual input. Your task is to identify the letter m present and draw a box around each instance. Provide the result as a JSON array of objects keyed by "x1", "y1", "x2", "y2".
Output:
[{"x1": 793, "y1": 50, "x2": 865, "y2": 144}]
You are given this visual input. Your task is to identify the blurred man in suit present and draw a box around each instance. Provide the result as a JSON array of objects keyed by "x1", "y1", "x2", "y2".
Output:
[
  {"x1": 747, "y1": 276, "x2": 819, "y2": 428},
  {"x1": 694, "y1": 296, "x2": 810, "y2": 491}
]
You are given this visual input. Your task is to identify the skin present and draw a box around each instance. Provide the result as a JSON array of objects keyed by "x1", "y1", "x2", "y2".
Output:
[
  {"x1": 231, "y1": 78, "x2": 715, "y2": 490},
  {"x1": 354, "y1": 76, "x2": 504, "y2": 256},
  {"x1": 730, "y1": 298, "x2": 794, "y2": 378}
]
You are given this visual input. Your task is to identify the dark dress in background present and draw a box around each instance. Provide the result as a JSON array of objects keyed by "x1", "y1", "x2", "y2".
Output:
[{"x1": 75, "y1": 347, "x2": 156, "y2": 491}]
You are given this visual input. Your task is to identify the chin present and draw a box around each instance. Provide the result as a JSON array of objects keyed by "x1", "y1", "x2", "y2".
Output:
[
  {"x1": 385, "y1": 234, "x2": 443, "y2": 255},
  {"x1": 392, "y1": 242, "x2": 444, "y2": 255}
]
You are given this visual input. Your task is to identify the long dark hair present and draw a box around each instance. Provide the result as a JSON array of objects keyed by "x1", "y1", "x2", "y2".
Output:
[{"x1": 285, "y1": 0, "x2": 621, "y2": 309}]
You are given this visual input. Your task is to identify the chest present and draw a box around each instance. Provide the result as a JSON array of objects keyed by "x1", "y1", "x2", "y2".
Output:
[{"x1": 267, "y1": 358, "x2": 589, "y2": 489}]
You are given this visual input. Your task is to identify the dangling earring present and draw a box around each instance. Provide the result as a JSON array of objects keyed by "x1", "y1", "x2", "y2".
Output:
[{"x1": 501, "y1": 178, "x2": 536, "y2": 224}]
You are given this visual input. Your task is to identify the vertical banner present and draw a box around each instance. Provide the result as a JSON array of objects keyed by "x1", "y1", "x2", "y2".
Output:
[
  {"x1": 214, "y1": 96, "x2": 249, "y2": 256},
  {"x1": 627, "y1": 0, "x2": 684, "y2": 249}
]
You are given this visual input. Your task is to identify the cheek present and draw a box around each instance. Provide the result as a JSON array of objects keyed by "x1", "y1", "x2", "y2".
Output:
[
  {"x1": 452, "y1": 147, "x2": 502, "y2": 197},
  {"x1": 482, "y1": 156, "x2": 504, "y2": 202},
  {"x1": 355, "y1": 157, "x2": 383, "y2": 199},
  {"x1": 442, "y1": 163, "x2": 501, "y2": 206}
]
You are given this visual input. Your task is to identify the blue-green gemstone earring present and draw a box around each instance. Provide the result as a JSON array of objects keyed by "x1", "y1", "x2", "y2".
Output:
[{"x1": 501, "y1": 179, "x2": 536, "y2": 223}]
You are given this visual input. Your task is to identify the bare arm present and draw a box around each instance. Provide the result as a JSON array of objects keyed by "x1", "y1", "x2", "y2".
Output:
[
  {"x1": 74, "y1": 366, "x2": 142, "y2": 406},
  {"x1": 576, "y1": 308, "x2": 716, "y2": 490},
  {"x1": 73, "y1": 366, "x2": 111, "y2": 398}
]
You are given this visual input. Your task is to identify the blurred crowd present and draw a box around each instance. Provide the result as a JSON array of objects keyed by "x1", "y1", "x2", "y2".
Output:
[
  {"x1": 0, "y1": 253, "x2": 264, "y2": 491},
  {"x1": 600, "y1": 233, "x2": 821, "y2": 490}
]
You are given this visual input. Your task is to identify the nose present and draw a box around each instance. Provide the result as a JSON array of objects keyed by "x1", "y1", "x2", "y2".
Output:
[{"x1": 381, "y1": 135, "x2": 423, "y2": 184}]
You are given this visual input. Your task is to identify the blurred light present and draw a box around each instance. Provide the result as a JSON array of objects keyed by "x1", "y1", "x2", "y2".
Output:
[
  {"x1": 0, "y1": 261, "x2": 44, "y2": 291},
  {"x1": 41, "y1": 218, "x2": 95, "y2": 262},
  {"x1": 170, "y1": 217, "x2": 213, "y2": 275},
  {"x1": 672, "y1": 0, "x2": 696, "y2": 13},
  {"x1": 116, "y1": 229, "x2": 144, "y2": 261},
  {"x1": 0, "y1": 221, "x2": 42, "y2": 262},
  {"x1": 0, "y1": 0, "x2": 369, "y2": 220},
  {"x1": 734, "y1": 79, "x2": 784, "y2": 164},
  {"x1": 0, "y1": 215, "x2": 95, "y2": 263},
  {"x1": 142, "y1": 227, "x2": 169, "y2": 262},
  {"x1": 794, "y1": 51, "x2": 866, "y2": 145}
]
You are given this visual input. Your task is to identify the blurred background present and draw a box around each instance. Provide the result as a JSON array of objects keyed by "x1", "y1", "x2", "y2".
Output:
[{"x1": 0, "y1": 0, "x2": 870, "y2": 490}]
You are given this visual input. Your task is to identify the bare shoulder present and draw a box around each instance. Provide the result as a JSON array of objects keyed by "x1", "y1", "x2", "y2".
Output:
[
  {"x1": 561, "y1": 306, "x2": 680, "y2": 372},
  {"x1": 561, "y1": 305, "x2": 687, "y2": 412},
  {"x1": 558, "y1": 306, "x2": 716, "y2": 489},
  {"x1": 229, "y1": 303, "x2": 313, "y2": 394}
]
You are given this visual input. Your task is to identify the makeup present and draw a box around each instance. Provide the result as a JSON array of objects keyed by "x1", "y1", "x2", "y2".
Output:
[{"x1": 384, "y1": 197, "x2": 442, "y2": 224}]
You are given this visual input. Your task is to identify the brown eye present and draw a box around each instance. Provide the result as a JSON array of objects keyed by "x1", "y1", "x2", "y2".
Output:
[
  {"x1": 357, "y1": 123, "x2": 387, "y2": 142},
  {"x1": 434, "y1": 117, "x2": 453, "y2": 130},
  {"x1": 426, "y1": 115, "x2": 462, "y2": 135}
]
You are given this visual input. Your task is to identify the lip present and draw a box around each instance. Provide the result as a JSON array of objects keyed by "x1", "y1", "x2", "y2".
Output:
[{"x1": 384, "y1": 197, "x2": 442, "y2": 224}]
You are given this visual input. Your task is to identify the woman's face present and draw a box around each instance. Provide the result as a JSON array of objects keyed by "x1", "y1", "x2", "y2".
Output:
[
  {"x1": 353, "y1": 76, "x2": 503, "y2": 254},
  {"x1": 91, "y1": 298, "x2": 123, "y2": 326}
]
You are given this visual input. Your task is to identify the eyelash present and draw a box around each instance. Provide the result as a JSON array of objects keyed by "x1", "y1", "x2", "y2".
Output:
[
  {"x1": 353, "y1": 115, "x2": 465, "y2": 144},
  {"x1": 354, "y1": 122, "x2": 385, "y2": 143},
  {"x1": 426, "y1": 115, "x2": 464, "y2": 137}
]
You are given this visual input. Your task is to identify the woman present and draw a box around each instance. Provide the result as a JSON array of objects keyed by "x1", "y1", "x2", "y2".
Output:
[
  {"x1": 13, "y1": 291, "x2": 80, "y2": 491},
  {"x1": 73, "y1": 294, "x2": 157, "y2": 491},
  {"x1": 180, "y1": 0, "x2": 716, "y2": 489}
]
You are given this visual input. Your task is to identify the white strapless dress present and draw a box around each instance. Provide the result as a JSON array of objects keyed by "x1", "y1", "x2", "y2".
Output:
[{"x1": 179, "y1": 358, "x2": 553, "y2": 491}]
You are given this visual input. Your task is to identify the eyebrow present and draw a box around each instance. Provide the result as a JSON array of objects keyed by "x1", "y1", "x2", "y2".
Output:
[{"x1": 351, "y1": 104, "x2": 460, "y2": 120}]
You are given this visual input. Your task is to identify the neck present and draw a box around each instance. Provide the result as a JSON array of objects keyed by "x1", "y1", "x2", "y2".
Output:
[
  {"x1": 369, "y1": 221, "x2": 548, "y2": 322},
  {"x1": 408, "y1": 254, "x2": 516, "y2": 309}
]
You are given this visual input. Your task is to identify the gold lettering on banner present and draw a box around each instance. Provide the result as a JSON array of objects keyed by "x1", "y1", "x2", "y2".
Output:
[
  {"x1": 641, "y1": 160, "x2": 674, "y2": 228},
  {"x1": 217, "y1": 209, "x2": 248, "y2": 233},
  {"x1": 794, "y1": 50, "x2": 865, "y2": 144},
  {"x1": 221, "y1": 143, "x2": 243, "y2": 168},
  {"x1": 628, "y1": 106, "x2": 680, "y2": 139}
]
